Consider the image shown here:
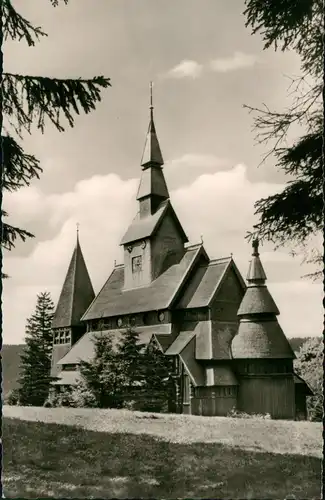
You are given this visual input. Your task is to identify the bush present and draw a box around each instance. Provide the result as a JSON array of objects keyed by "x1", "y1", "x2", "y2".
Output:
[
  {"x1": 6, "y1": 389, "x2": 20, "y2": 406},
  {"x1": 294, "y1": 336, "x2": 323, "y2": 422}
]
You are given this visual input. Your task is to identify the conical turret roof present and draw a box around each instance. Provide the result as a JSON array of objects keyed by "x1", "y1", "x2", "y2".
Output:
[
  {"x1": 52, "y1": 234, "x2": 95, "y2": 328},
  {"x1": 141, "y1": 110, "x2": 164, "y2": 168},
  {"x1": 231, "y1": 239, "x2": 294, "y2": 359}
]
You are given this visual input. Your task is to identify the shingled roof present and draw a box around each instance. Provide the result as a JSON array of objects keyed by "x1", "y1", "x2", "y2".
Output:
[
  {"x1": 232, "y1": 240, "x2": 294, "y2": 360},
  {"x1": 175, "y1": 257, "x2": 245, "y2": 309},
  {"x1": 120, "y1": 199, "x2": 188, "y2": 245},
  {"x1": 136, "y1": 165, "x2": 169, "y2": 201},
  {"x1": 141, "y1": 106, "x2": 164, "y2": 168},
  {"x1": 82, "y1": 244, "x2": 203, "y2": 320},
  {"x1": 52, "y1": 237, "x2": 95, "y2": 328}
]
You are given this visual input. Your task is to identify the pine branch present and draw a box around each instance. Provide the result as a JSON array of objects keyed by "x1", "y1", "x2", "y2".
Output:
[
  {"x1": 1, "y1": 214, "x2": 35, "y2": 251},
  {"x1": 2, "y1": 0, "x2": 48, "y2": 46},
  {"x1": 3, "y1": 73, "x2": 111, "y2": 134},
  {"x1": 2, "y1": 134, "x2": 42, "y2": 191},
  {"x1": 50, "y1": 0, "x2": 69, "y2": 6}
]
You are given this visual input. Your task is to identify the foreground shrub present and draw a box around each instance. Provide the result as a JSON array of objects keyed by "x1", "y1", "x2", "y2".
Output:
[
  {"x1": 294, "y1": 337, "x2": 323, "y2": 422},
  {"x1": 6, "y1": 389, "x2": 20, "y2": 406}
]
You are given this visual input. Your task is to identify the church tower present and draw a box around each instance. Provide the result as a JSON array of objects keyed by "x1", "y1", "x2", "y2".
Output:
[
  {"x1": 50, "y1": 230, "x2": 95, "y2": 377},
  {"x1": 231, "y1": 239, "x2": 296, "y2": 419},
  {"x1": 120, "y1": 83, "x2": 188, "y2": 290}
]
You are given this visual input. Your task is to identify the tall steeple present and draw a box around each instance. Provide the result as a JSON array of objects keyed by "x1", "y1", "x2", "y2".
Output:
[
  {"x1": 231, "y1": 239, "x2": 294, "y2": 359},
  {"x1": 137, "y1": 82, "x2": 169, "y2": 217},
  {"x1": 52, "y1": 228, "x2": 95, "y2": 329}
]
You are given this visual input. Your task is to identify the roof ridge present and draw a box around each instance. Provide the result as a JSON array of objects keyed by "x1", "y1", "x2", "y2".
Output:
[
  {"x1": 185, "y1": 243, "x2": 203, "y2": 250},
  {"x1": 208, "y1": 256, "x2": 232, "y2": 265}
]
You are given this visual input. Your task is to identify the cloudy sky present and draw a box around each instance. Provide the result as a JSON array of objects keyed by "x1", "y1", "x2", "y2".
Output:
[{"x1": 3, "y1": 0, "x2": 322, "y2": 344}]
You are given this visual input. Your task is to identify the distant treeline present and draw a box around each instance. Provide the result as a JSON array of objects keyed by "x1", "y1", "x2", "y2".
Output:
[{"x1": 0, "y1": 337, "x2": 315, "y2": 397}]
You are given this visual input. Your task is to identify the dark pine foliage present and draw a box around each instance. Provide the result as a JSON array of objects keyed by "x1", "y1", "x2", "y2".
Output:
[
  {"x1": 243, "y1": 0, "x2": 323, "y2": 273},
  {"x1": 17, "y1": 291, "x2": 55, "y2": 406},
  {"x1": 117, "y1": 328, "x2": 146, "y2": 400},
  {"x1": 79, "y1": 332, "x2": 125, "y2": 409},
  {"x1": 0, "y1": 0, "x2": 111, "y2": 264},
  {"x1": 141, "y1": 340, "x2": 174, "y2": 412}
]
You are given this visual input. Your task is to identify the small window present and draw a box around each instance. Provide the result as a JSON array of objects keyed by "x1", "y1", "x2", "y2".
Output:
[
  {"x1": 132, "y1": 255, "x2": 142, "y2": 273},
  {"x1": 130, "y1": 316, "x2": 136, "y2": 327}
]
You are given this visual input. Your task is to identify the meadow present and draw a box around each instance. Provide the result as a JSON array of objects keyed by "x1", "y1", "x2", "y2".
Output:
[{"x1": 3, "y1": 406, "x2": 322, "y2": 499}]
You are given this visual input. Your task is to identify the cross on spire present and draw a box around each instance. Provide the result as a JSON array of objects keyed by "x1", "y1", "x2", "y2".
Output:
[{"x1": 150, "y1": 81, "x2": 153, "y2": 110}]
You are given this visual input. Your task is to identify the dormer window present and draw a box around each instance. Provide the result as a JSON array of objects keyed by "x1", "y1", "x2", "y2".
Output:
[{"x1": 132, "y1": 255, "x2": 142, "y2": 273}]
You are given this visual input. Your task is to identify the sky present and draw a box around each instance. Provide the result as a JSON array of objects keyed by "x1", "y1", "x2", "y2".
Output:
[{"x1": 3, "y1": 0, "x2": 323, "y2": 344}]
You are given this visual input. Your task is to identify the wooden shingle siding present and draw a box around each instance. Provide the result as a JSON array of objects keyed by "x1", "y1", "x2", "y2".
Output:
[
  {"x1": 151, "y1": 212, "x2": 185, "y2": 280},
  {"x1": 237, "y1": 375, "x2": 295, "y2": 419}
]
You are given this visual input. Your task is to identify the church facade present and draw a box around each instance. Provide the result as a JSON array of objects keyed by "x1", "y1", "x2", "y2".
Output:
[{"x1": 50, "y1": 100, "x2": 312, "y2": 420}]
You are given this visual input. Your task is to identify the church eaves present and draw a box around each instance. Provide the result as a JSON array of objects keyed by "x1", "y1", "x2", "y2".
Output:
[{"x1": 52, "y1": 234, "x2": 95, "y2": 329}]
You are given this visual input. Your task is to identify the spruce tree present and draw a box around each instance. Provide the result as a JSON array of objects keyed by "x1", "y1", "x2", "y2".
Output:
[
  {"x1": 141, "y1": 340, "x2": 173, "y2": 412},
  {"x1": 79, "y1": 332, "x2": 125, "y2": 408},
  {"x1": 117, "y1": 328, "x2": 145, "y2": 401},
  {"x1": 1, "y1": 0, "x2": 111, "y2": 276},
  {"x1": 17, "y1": 291, "x2": 54, "y2": 406}
]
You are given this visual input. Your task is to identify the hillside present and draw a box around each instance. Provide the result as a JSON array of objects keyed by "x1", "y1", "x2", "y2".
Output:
[
  {"x1": 0, "y1": 337, "x2": 315, "y2": 397},
  {"x1": 1, "y1": 344, "x2": 25, "y2": 396}
]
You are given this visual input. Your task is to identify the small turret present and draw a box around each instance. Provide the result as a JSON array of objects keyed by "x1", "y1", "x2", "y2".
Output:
[{"x1": 232, "y1": 239, "x2": 294, "y2": 359}]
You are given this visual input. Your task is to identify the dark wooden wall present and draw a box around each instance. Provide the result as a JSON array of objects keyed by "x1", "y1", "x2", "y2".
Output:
[
  {"x1": 191, "y1": 386, "x2": 237, "y2": 416},
  {"x1": 237, "y1": 375, "x2": 295, "y2": 419}
]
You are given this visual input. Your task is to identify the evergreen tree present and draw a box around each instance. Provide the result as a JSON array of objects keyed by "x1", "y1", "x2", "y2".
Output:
[
  {"x1": 294, "y1": 336, "x2": 323, "y2": 422},
  {"x1": 243, "y1": 0, "x2": 323, "y2": 278},
  {"x1": 141, "y1": 340, "x2": 173, "y2": 412},
  {"x1": 17, "y1": 291, "x2": 55, "y2": 406},
  {"x1": 1, "y1": 0, "x2": 111, "y2": 275},
  {"x1": 117, "y1": 328, "x2": 145, "y2": 401},
  {"x1": 79, "y1": 332, "x2": 125, "y2": 409}
]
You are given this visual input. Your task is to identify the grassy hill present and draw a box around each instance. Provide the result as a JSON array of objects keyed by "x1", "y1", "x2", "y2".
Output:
[
  {"x1": 1, "y1": 337, "x2": 313, "y2": 398},
  {"x1": 3, "y1": 407, "x2": 322, "y2": 498}
]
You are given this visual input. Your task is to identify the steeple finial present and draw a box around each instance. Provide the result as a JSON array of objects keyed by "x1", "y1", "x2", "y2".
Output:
[
  {"x1": 252, "y1": 238, "x2": 259, "y2": 256},
  {"x1": 76, "y1": 222, "x2": 80, "y2": 242},
  {"x1": 150, "y1": 81, "x2": 153, "y2": 110}
]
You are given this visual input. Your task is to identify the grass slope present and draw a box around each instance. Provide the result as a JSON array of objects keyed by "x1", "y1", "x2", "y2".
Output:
[{"x1": 3, "y1": 410, "x2": 322, "y2": 499}]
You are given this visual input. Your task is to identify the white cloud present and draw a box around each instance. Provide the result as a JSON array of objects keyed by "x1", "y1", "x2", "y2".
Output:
[
  {"x1": 210, "y1": 52, "x2": 258, "y2": 73},
  {"x1": 166, "y1": 60, "x2": 203, "y2": 79},
  {"x1": 165, "y1": 52, "x2": 258, "y2": 79},
  {"x1": 3, "y1": 163, "x2": 322, "y2": 344}
]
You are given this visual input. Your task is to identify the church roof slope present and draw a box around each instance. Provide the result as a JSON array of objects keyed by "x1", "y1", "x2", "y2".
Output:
[
  {"x1": 82, "y1": 245, "x2": 202, "y2": 320},
  {"x1": 120, "y1": 199, "x2": 188, "y2": 245},
  {"x1": 231, "y1": 320, "x2": 295, "y2": 359},
  {"x1": 237, "y1": 285, "x2": 280, "y2": 316},
  {"x1": 175, "y1": 258, "x2": 231, "y2": 309},
  {"x1": 136, "y1": 165, "x2": 169, "y2": 200},
  {"x1": 52, "y1": 237, "x2": 95, "y2": 328}
]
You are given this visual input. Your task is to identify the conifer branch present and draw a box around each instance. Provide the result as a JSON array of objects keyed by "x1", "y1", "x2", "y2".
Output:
[
  {"x1": 3, "y1": 73, "x2": 111, "y2": 134},
  {"x1": 2, "y1": 134, "x2": 42, "y2": 191},
  {"x1": 2, "y1": 0, "x2": 48, "y2": 46}
]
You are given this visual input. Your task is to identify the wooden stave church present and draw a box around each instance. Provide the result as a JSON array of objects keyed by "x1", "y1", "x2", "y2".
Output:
[{"x1": 50, "y1": 98, "x2": 312, "y2": 420}]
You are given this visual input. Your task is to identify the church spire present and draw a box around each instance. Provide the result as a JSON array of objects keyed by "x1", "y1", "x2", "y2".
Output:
[
  {"x1": 246, "y1": 238, "x2": 267, "y2": 285},
  {"x1": 137, "y1": 83, "x2": 169, "y2": 216},
  {"x1": 52, "y1": 233, "x2": 95, "y2": 328},
  {"x1": 141, "y1": 82, "x2": 164, "y2": 169}
]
